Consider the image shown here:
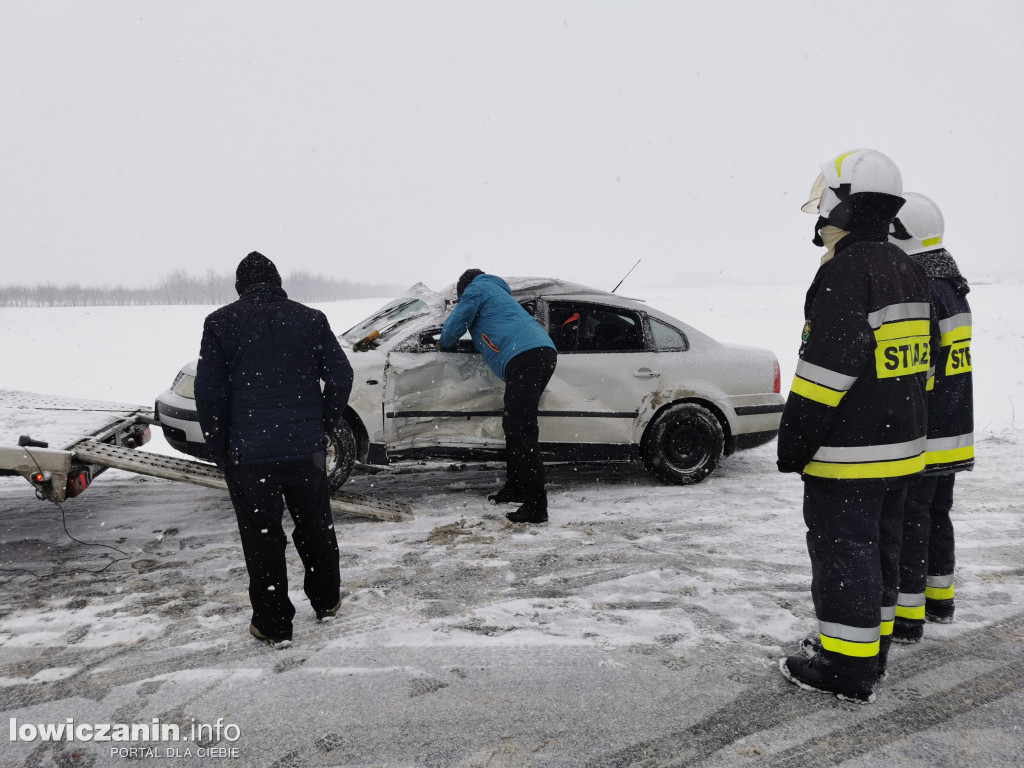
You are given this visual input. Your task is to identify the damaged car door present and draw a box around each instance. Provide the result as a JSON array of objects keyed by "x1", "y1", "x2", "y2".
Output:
[{"x1": 382, "y1": 328, "x2": 506, "y2": 455}]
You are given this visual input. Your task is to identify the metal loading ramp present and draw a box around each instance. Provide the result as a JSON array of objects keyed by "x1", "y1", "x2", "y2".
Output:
[{"x1": 72, "y1": 439, "x2": 413, "y2": 523}]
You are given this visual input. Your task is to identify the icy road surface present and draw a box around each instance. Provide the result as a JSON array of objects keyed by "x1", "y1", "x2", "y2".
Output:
[{"x1": 1, "y1": 439, "x2": 1021, "y2": 767}]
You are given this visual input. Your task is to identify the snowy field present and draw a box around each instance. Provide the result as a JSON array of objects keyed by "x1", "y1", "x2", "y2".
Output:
[{"x1": 1, "y1": 282, "x2": 1022, "y2": 767}]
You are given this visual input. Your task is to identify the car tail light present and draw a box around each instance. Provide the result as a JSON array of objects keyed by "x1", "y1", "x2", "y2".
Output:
[
  {"x1": 66, "y1": 469, "x2": 91, "y2": 498},
  {"x1": 773, "y1": 359, "x2": 781, "y2": 394}
]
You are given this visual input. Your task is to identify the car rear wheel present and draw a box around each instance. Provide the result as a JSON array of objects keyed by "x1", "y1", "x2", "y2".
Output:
[
  {"x1": 326, "y1": 421, "x2": 357, "y2": 491},
  {"x1": 641, "y1": 403, "x2": 724, "y2": 484}
]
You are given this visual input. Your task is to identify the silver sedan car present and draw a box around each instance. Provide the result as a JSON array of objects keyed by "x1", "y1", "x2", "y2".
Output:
[{"x1": 156, "y1": 277, "x2": 784, "y2": 488}]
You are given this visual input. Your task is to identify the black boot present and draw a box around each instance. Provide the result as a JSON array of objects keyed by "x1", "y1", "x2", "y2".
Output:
[
  {"x1": 488, "y1": 486, "x2": 524, "y2": 504},
  {"x1": 799, "y1": 633, "x2": 821, "y2": 659},
  {"x1": 779, "y1": 651, "x2": 876, "y2": 703},
  {"x1": 892, "y1": 617, "x2": 924, "y2": 644},
  {"x1": 878, "y1": 635, "x2": 892, "y2": 680},
  {"x1": 925, "y1": 597, "x2": 955, "y2": 624},
  {"x1": 315, "y1": 596, "x2": 342, "y2": 621},
  {"x1": 506, "y1": 500, "x2": 548, "y2": 524},
  {"x1": 249, "y1": 623, "x2": 292, "y2": 647},
  {"x1": 801, "y1": 633, "x2": 888, "y2": 681}
]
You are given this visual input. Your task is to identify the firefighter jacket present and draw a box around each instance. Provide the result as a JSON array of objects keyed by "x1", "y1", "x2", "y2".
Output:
[
  {"x1": 913, "y1": 249, "x2": 974, "y2": 475},
  {"x1": 778, "y1": 195, "x2": 934, "y2": 480}
]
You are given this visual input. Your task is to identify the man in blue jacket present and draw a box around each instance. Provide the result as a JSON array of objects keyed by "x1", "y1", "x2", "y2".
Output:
[
  {"x1": 440, "y1": 269, "x2": 557, "y2": 524},
  {"x1": 195, "y1": 251, "x2": 354, "y2": 645}
]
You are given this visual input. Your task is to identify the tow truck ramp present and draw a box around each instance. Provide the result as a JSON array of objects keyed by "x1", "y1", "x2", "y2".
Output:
[
  {"x1": 73, "y1": 440, "x2": 412, "y2": 522},
  {"x1": 1, "y1": 389, "x2": 411, "y2": 523}
]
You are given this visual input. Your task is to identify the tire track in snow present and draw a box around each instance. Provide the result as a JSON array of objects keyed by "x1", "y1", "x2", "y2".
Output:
[{"x1": 589, "y1": 610, "x2": 1024, "y2": 768}]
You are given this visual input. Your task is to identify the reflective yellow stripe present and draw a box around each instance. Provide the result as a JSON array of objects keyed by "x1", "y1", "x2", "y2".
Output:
[
  {"x1": 945, "y1": 340, "x2": 972, "y2": 376},
  {"x1": 834, "y1": 151, "x2": 857, "y2": 177},
  {"x1": 820, "y1": 634, "x2": 879, "y2": 658},
  {"x1": 880, "y1": 619, "x2": 894, "y2": 637},
  {"x1": 941, "y1": 326, "x2": 972, "y2": 346},
  {"x1": 926, "y1": 585, "x2": 955, "y2": 600},
  {"x1": 895, "y1": 604, "x2": 926, "y2": 620},
  {"x1": 874, "y1": 332, "x2": 931, "y2": 378},
  {"x1": 926, "y1": 445, "x2": 974, "y2": 466},
  {"x1": 874, "y1": 319, "x2": 931, "y2": 341},
  {"x1": 926, "y1": 374, "x2": 935, "y2": 391},
  {"x1": 790, "y1": 376, "x2": 845, "y2": 407},
  {"x1": 804, "y1": 454, "x2": 926, "y2": 479},
  {"x1": 922, "y1": 236, "x2": 942, "y2": 248}
]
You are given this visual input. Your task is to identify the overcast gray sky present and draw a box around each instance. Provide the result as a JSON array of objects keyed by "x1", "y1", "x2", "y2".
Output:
[{"x1": 3, "y1": 1, "x2": 1022, "y2": 292}]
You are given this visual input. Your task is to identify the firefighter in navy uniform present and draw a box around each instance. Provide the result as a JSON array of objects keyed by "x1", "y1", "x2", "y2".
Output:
[
  {"x1": 890, "y1": 193, "x2": 974, "y2": 642},
  {"x1": 777, "y1": 149, "x2": 934, "y2": 703}
]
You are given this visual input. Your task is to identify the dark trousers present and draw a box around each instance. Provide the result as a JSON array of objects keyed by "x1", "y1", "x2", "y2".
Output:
[
  {"x1": 502, "y1": 347, "x2": 557, "y2": 505},
  {"x1": 899, "y1": 473, "x2": 957, "y2": 600},
  {"x1": 224, "y1": 454, "x2": 341, "y2": 639},
  {"x1": 803, "y1": 478, "x2": 906, "y2": 652}
]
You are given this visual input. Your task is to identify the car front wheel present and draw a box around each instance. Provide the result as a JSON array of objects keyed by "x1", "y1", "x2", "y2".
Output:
[
  {"x1": 326, "y1": 421, "x2": 357, "y2": 491},
  {"x1": 641, "y1": 402, "x2": 724, "y2": 485}
]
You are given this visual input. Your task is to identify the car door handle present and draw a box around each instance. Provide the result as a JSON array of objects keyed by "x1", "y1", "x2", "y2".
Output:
[{"x1": 634, "y1": 368, "x2": 660, "y2": 379}]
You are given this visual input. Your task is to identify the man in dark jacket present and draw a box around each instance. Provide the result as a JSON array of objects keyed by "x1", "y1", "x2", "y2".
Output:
[
  {"x1": 777, "y1": 150, "x2": 933, "y2": 703},
  {"x1": 890, "y1": 193, "x2": 974, "y2": 642},
  {"x1": 195, "y1": 251, "x2": 354, "y2": 646},
  {"x1": 440, "y1": 269, "x2": 557, "y2": 524}
]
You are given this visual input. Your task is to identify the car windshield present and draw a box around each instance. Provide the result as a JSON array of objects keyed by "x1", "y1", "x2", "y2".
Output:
[{"x1": 341, "y1": 298, "x2": 431, "y2": 343}]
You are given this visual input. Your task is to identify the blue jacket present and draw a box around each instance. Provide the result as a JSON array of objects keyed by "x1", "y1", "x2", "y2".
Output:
[
  {"x1": 195, "y1": 284, "x2": 353, "y2": 466},
  {"x1": 439, "y1": 274, "x2": 555, "y2": 381}
]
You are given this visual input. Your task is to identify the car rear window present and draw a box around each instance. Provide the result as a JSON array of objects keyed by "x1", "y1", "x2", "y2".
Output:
[{"x1": 648, "y1": 317, "x2": 690, "y2": 351}]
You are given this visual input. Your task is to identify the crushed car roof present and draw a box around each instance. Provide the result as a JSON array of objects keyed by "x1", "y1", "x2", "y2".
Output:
[{"x1": 414, "y1": 276, "x2": 645, "y2": 304}]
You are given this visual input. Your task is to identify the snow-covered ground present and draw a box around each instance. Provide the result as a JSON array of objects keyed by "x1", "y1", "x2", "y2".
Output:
[{"x1": 1, "y1": 282, "x2": 1022, "y2": 767}]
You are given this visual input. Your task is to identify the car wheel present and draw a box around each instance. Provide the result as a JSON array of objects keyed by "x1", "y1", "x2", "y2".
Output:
[
  {"x1": 641, "y1": 402, "x2": 724, "y2": 484},
  {"x1": 326, "y1": 420, "x2": 357, "y2": 491}
]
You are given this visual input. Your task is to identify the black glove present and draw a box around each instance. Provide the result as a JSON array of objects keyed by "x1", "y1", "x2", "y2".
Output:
[{"x1": 776, "y1": 459, "x2": 804, "y2": 474}]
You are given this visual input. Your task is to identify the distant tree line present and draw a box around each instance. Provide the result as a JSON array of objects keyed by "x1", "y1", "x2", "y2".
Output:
[{"x1": 0, "y1": 269, "x2": 403, "y2": 307}]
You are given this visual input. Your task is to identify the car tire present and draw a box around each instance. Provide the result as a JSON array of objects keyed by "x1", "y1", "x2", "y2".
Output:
[
  {"x1": 641, "y1": 402, "x2": 724, "y2": 485},
  {"x1": 326, "y1": 420, "x2": 357, "y2": 491}
]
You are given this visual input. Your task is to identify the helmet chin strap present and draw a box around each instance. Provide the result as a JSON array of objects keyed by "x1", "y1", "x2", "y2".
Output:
[
  {"x1": 812, "y1": 216, "x2": 828, "y2": 247},
  {"x1": 812, "y1": 183, "x2": 852, "y2": 245},
  {"x1": 890, "y1": 217, "x2": 913, "y2": 241}
]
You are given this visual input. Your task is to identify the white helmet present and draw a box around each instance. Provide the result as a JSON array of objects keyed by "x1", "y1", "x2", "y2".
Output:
[
  {"x1": 802, "y1": 149, "x2": 904, "y2": 218},
  {"x1": 890, "y1": 192, "x2": 945, "y2": 255}
]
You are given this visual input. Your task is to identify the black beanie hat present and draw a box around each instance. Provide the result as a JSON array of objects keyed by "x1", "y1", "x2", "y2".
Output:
[
  {"x1": 235, "y1": 251, "x2": 282, "y2": 294},
  {"x1": 456, "y1": 269, "x2": 485, "y2": 299}
]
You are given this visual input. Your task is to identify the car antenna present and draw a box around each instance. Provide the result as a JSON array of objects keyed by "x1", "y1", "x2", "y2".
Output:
[{"x1": 611, "y1": 259, "x2": 641, "y2": 294}]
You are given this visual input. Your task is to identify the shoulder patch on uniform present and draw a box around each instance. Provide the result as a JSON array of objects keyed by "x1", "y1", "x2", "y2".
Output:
[{"x1": 801, "y1": 321, "x2": 812, "y2": 343}]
